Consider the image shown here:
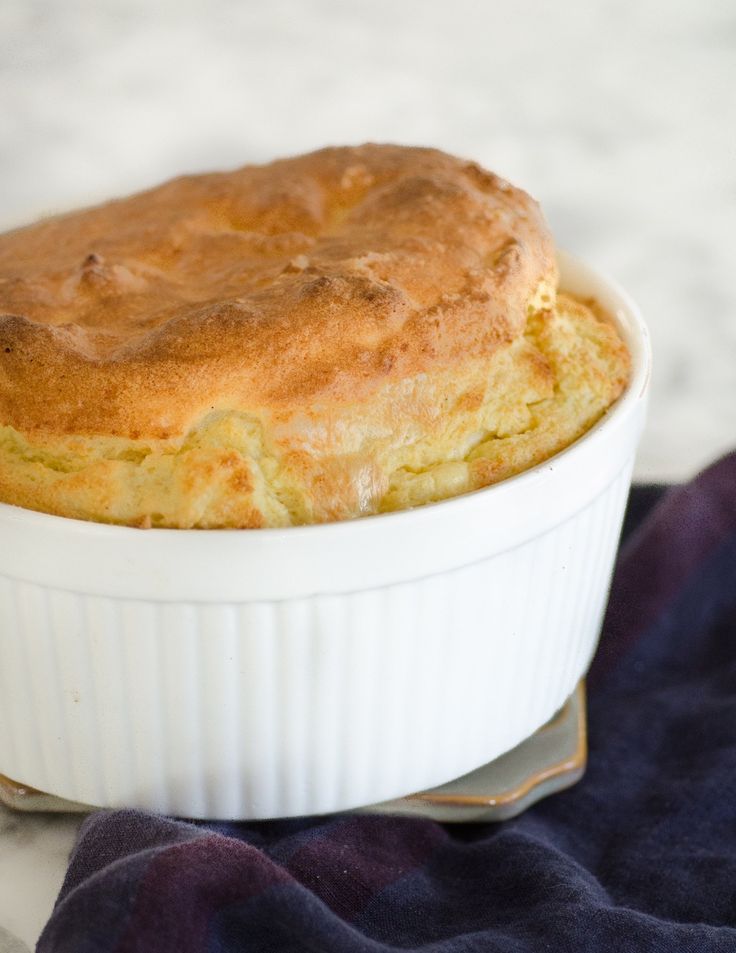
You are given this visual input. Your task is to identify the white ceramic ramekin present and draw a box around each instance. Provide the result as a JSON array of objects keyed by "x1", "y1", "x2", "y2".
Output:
[{"x1": 0, "y1": 252, "x2": 651, "y2": 819}]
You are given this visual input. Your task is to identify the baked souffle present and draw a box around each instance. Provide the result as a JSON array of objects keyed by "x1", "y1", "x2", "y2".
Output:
[{"x1": 0, "y1": 145, "x2": 629, "y2": 528}]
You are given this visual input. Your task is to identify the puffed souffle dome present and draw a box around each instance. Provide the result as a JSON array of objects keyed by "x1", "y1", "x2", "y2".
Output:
[{"x1": 0, "y1": 145, "x2": 629, "y2": 529}]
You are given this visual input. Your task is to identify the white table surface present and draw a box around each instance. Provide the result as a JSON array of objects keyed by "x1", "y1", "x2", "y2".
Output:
[{"x1": 1, "y1": 0, "x2": 735, "y2": 947}]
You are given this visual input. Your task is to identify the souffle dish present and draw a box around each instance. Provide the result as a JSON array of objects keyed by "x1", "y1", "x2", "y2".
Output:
[
  {"x1": 0, "y1": 145, "x2": 628, "y2": 527},
  {"x1": 0, "y1": 145, "x2": 650, "y2": 820}
]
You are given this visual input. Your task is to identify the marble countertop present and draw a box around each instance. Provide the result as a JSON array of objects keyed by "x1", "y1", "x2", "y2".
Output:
[{"x1": 1, "y1": 0, "x2": 734, "y2": 947}]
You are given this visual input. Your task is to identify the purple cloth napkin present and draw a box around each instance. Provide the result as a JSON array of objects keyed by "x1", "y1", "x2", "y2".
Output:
[{"x1": 38, "y1": 453, "x2": 736, "y2": 952}]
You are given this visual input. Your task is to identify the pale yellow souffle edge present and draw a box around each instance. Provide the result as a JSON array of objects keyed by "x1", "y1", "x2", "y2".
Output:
[{"x1": 0, "y1": 287, "x2": 630, "y2": 529}]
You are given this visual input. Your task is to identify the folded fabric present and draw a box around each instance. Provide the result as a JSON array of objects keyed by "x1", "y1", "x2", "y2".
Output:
[{"x1": 38, "y1": 454, "x2": 736, "y2": 952}]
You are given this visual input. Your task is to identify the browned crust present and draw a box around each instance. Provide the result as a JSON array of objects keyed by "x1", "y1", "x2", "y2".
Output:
[{"x1": 0, "y1": 144, "x2": 556, "y2": 439}]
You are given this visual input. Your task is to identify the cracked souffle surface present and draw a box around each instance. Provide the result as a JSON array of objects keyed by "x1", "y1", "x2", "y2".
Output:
[{"x1": 0, "y1": 144, "x2": 629, "y2": 527}]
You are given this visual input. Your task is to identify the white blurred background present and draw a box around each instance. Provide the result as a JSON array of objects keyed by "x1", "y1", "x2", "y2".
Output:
[{"x1": 1, "y1": 0, "x2": 734, "y2": 481}]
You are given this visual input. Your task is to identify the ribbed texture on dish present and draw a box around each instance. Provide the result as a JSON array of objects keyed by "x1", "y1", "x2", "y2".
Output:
[{"x1": 0, "y1": 465, "x2": 631, "y2": 819}]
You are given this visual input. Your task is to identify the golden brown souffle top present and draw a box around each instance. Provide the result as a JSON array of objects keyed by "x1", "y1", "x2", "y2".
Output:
[{"x1": 0, "y1": 144, "x2": 629, "y2": 528}]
